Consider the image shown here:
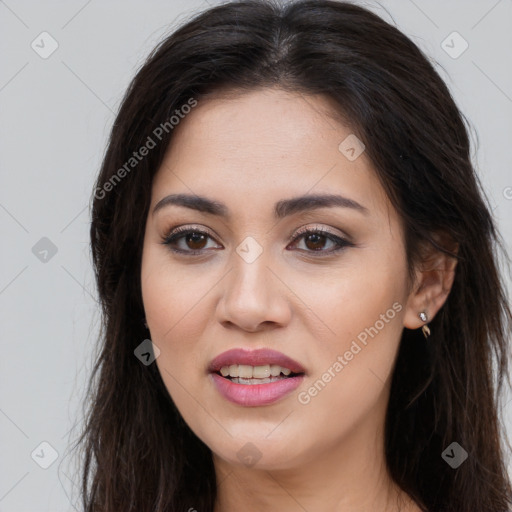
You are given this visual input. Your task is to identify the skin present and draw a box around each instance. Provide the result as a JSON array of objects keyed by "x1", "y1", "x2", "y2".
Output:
[{"x1": 140, "y1": 87, "x2": 456, "y2": 511}]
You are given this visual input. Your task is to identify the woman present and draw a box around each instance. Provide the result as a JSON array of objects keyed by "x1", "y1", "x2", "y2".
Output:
[{"x1": 79, "y1": 0, "x2": 512, "y2": 510}]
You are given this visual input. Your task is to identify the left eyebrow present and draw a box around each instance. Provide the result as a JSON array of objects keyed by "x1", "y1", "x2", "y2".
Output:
[
  {"x1": 152, "y1": 193, "x2": 369, "y2": 219},
  {"x1": 274, "y1": 193, "x2": 369, "y2": 218}
]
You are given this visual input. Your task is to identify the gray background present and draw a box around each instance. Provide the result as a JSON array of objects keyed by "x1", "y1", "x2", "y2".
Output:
[{"x1": 1, "y1": 0, "x2": 511, "y2": 510}]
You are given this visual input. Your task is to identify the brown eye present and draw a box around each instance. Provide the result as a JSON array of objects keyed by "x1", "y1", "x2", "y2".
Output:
[
  {"x1": 161, "y1": 228, "x2": 220, "y2": 254},
  {"x1": 303, "y1": 232, "x2": 329, "y2": 251},
  {"x1": 185, "y1": 232, "x2": 208, "y2": 250},
  {"x1": 289, "y1": 228, "x2": 353, "y2": 255}
]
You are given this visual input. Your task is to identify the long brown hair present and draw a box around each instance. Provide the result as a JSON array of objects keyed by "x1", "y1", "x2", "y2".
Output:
[{"x1": 77, "y1": 1, "x2": 512, "y2": 510}]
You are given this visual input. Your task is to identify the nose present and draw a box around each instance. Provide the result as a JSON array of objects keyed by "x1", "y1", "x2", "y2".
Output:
[{"x1": 216, "y1": 252, "x2": 292, "y2": 333}]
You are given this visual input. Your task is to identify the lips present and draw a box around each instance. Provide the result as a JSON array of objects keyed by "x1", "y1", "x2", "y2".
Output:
[
  {"x1": 208, "y1": 348, "x2": 306, "y2": 375},
  {"x1": 208, "y1": 348, "x2": 306, "y2": 406},
  {"x1": 210, "y1": 372, "x2": 305, "y2": 406}
]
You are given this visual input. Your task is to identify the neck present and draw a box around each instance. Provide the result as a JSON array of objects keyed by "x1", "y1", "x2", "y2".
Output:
[{"x1": 212, "y1": 409, "x2": 420, "y2": 512}]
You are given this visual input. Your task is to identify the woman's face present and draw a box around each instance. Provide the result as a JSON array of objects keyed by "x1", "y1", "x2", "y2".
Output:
[{"x1": 141, "y1": 87, "x2": 415, "y2": 471}]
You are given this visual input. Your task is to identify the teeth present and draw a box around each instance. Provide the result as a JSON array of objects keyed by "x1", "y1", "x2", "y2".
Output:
[
  {"x1": 270, "y1": 364, "x2": 281, "y2": 377},
  {"x1": 253, "y1": 365, "x2": 270, "y2": 378},
  {"x1": 219, "y1": 364, "x2": 295, "y2": 379},
  {"x1": 238, "y1": 364, "x2": 253, "y2": 378},
  {"x1": 231, "y1": 376, "x2": 284, "y2": 385}
]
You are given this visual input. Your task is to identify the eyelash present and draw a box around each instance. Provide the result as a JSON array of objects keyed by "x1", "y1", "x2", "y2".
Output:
[{"x1": 160, "y1": 224, "x2": 354, "y2": 257}]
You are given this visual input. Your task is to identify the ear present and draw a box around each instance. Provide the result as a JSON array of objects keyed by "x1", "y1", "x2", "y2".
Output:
[{"x1": 403, "y1": 234, "x2": 458, "y2": 330}]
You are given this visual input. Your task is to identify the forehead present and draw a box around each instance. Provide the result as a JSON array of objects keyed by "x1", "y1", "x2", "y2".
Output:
[{"x1": 151, "y1": 87, "x2": 391, "y2": 221}]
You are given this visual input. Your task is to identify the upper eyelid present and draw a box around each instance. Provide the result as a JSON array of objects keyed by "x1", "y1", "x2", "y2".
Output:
[
  {"x1": 163, "y1": 224, "x2": 348, "y2": 242},
  {"x1": 294, "y1": 224, "x2": 349, "y2": 239}
]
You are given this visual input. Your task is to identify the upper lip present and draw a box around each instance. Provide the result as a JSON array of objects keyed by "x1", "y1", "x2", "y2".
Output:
[{"x1": 208, "y1": 348, "x2": 306, "y2": 374}]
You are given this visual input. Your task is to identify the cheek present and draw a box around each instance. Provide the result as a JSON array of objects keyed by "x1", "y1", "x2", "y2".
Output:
[
  {"x1": 290, "y1": 248, "x2": 408, "y2": 411},
  {"x1": 140, "y1": 248, "x2": 208, "y2": 391},
  {"x1": 287, "y1": 243, "x2": 407, "y2": 349},
  {"x1": 141, "y1": 242, "x2": 214, "y2": 337},
  {"x1": 139, "y1": 242, "x2": 231, "y2": 396}
]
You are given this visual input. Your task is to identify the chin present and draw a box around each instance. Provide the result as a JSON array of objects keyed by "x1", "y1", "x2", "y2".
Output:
[{"x1": 208, "y1": 434, "x2": 309, "y2": 471}]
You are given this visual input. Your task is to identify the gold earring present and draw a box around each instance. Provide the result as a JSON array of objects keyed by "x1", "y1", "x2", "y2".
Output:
[{"x1": 419, "y1": 311, "x2": 430, "y2": 338}]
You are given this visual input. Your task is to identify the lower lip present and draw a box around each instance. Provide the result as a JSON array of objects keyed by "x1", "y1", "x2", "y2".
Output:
[{"x1": 210, "y1": 372, "x2": 305, "y2": 406}]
